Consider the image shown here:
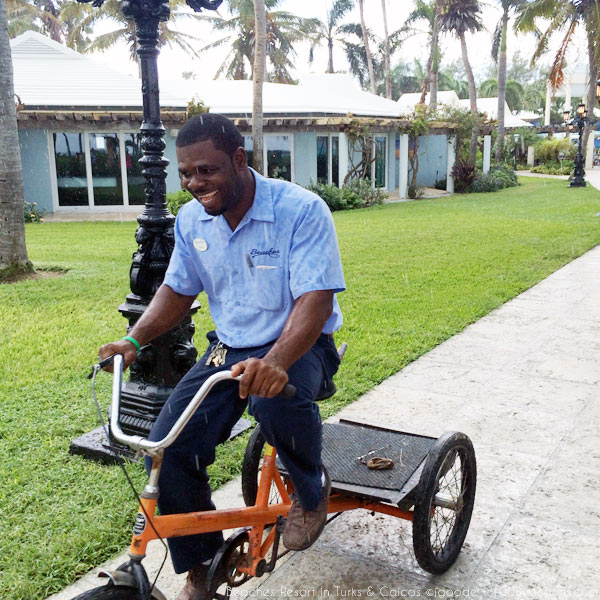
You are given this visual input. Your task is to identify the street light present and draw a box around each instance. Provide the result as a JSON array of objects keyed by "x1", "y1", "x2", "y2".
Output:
[
  {"x1": 71, "y1": 0, "x2": 224, "y2": 459},
  {"x1": 566, "y1": 103, "x2": 587, "y2": 188}
]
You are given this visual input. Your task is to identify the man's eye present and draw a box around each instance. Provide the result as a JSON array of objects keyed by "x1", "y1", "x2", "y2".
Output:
[{"x1": 179, "y1": 172, "x2": 190, "y2": 179}]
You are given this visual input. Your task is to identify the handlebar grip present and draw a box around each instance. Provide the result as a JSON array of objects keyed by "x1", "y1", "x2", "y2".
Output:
[{"x1": 280, "y1": 383, "x2": 296, "y2": 400}]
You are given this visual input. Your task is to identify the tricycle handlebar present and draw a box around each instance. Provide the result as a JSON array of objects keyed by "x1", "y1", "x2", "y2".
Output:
[{"x1": 107, "y1": 354, "x2": 295, "y2": 455}]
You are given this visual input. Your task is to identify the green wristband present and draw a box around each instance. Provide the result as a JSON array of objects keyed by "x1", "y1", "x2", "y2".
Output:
[{"x1": 122, "y1": 335, "x2": 141, "y2": 352}]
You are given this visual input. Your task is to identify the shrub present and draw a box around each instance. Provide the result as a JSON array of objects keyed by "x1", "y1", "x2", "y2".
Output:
[
  {"x1": 306, "y1": 179, "x2": 386, "y2": 211},
  {"x1": 451, "y1": 159, "x2": 477, "y2": 193},
  {"x1": 530, "y1": 160, "x2": 573, "y2": 176},
  {"x1": 407, "y1": 184, "x2": 425, "y2": 199},
  {"x1": 434, "y1": 178, "x2": 447, "y2": 191},
  {"x1": 167, "y1": 189, "x2": 193, "y2": 215},
  {"x1": 24, "y1": 201, "x2": 44, "y2": 223},
  {"x1": 470, "y1": 164, "x2": 519, "y2": 194},
  {"x1": 535, "y1": 138, "x2": 576, "y2": 162}
]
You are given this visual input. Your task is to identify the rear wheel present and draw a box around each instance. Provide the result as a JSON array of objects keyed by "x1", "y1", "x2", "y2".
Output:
[{"x1": 412, "y1": 431, "x2": 476, "y2": 574}]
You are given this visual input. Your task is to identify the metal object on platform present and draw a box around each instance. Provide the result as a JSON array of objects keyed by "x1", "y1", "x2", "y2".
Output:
[
  {"x1": 566, "y1": 103, "x2": 588, "y2": 188},
  {"x1": 72, "y1": 0, "x2": 223, "y2": 460}
]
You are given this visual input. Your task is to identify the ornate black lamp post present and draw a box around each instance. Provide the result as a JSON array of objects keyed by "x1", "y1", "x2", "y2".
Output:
[
  {"x1": 71, "y1": 0, "x2": 224, "y2": 460},
  {"x1": 567, "y1": 102, "x2": 587, "y2": 188}
]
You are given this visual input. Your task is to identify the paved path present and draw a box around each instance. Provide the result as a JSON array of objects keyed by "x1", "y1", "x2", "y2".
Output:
[{"x1": 50, "y1": 239, "x2": 600, "y2": 600}]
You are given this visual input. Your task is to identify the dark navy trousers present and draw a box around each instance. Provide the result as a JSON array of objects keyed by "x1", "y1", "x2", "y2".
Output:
[{"x1": 145, "y1": 331, "x2": 340, "y2": 574}]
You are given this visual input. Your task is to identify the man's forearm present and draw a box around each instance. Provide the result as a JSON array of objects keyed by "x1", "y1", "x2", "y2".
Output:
[
  {"x1": 264, "y1": 290, "x2": 334, "y2": 371},
  {"x1": 128, "y1": 284, "x2": 197, "y2": 346}
]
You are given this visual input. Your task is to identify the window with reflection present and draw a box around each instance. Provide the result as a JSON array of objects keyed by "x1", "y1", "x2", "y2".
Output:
[
  {"x1": 317, "y1": 136, "x2": 328, "y2": 184},
  {"x1": 375, "y1": 136, "x2": 386, "y2": 188},
  {"x1": 331, "y1": 136, "x2": 339, "y2": 186},
  {"x1": 266, "y1": 136, "x2": 291, "y2": 181},
  {"x1": 89, "y1": 133, "x2": 123, "y2": 206},
  {"x1": 244, "y1": 136, "x2": 254, "y2": 170},
  {"x1": 125, "y1": 133, "x2": 145, "y2": 205},
  {"x1": 53, "y1": 133, "x2": 88, "y2": 206}
]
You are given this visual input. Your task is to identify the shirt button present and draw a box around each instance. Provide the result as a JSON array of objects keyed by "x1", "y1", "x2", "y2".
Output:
[
  {"x1": 232, "y1": 270, "x2": 238, "y2": 276},
  {"x1": 237, "y1": 330, "x2": 241, "y2": 335}
]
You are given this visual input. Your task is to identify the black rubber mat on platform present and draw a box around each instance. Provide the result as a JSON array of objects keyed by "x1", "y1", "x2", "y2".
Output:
[{"x1": 321, "y1": 422, "x2": 436, "y2": 491}]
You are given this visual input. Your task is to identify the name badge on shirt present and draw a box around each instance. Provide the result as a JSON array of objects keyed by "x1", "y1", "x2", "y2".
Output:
[{"x1": 193, "y1": 238, "x2": 208, "y2": 252}]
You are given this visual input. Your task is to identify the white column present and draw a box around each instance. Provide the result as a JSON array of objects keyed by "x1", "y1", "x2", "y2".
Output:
[
  {"x1": 544, "y1": 83, "x2": 552, "y2": 127},
  {"x1": 483, "y1": 135, "x2": 492, "y2": 174},
  {"x1": 565, "y1": 83, "x2": 572, "y2": 113},
  {"x1": 527, "y1": 145, "x2": 535, "y2": 166},
  {"x1": 446, "y1": 135, "x2": 456, "y2": 194},
  {"x1": 398, "y1": 133, "x2": 409, "y2": 199},
  {"x1": 338, "y1": 133, "x2": 349, "y2": 186},
  {"x1": 586, "y1": 130, "x2": 595, "y2": 170}
]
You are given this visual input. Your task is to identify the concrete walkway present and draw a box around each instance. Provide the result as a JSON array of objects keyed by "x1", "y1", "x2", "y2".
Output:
[{"x1": 50, "y1": 237, "x2": 600, "y2": 599}]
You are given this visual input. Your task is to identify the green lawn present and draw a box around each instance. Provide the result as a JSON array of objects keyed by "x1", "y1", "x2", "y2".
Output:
[{"x1": 1, "y1": 177, "x2": 599, "y2": 599}]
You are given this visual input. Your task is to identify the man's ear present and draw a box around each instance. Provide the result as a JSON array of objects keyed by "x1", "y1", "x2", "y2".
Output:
[{"x1": 232, "y1": 146, "x2": 248, "y2": 171}]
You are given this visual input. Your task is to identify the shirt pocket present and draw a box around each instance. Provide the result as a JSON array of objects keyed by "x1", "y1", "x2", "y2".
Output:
[{"x1": 252, "y1": 265, "x2": 285, "y2": 311}]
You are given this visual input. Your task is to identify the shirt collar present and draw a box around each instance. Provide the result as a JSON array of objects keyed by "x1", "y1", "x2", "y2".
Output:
[{"x1": 197, "y1": 167, "x2": 275, "y2": 223}]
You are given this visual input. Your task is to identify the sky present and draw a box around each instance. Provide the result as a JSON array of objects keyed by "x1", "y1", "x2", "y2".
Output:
[{"x1": 88, "y1": 0, "x2": 590, "y2": 90}]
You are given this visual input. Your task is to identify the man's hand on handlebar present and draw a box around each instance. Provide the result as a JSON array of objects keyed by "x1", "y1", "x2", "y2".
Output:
[
  {"x1": 231, "y1": 357, "x2": 289, "y2": 399},
  {"x1": 98, "y1": 340, "x2": 138, "y2": 373}
]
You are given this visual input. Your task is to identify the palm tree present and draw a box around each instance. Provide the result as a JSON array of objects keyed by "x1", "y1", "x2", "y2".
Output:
[
  {"x1": 253, "y1": 0, "x2": 266, "y2": 175},
  {"x1": 200, "y1": 0, "x2": 318, "y2": 83},
  {"x1": 358, "y1": 0, "x2": 376, "y2": 93},
  {"x1": 0, "y1": 0, "x2": 32, "y2": 275},
  {"x1": 491, "y1": 0, "x2": 525, "y2": 162},
  {"x1": 438, "y1": 0, "x2": 483, "y2": 163},
  {"x1": 62, "y1": 0, "x2": 203, "y2": 62},
  {"x1": 6, "y1": 0, "x2": 63, "y2": 41},
  {"x1": 381, "y1": 0, "x2": 391, "y2": 98},
  {"x1": 308, "y1": 0, "x2": 354, "y2": 74},
  {"x1": 480, "y1": 77, "x2": 525, "y2": 112},
  {"x1": 402, "y1": 0, "x2": 442, "y2": 108},
  {"x1": 515, "y1": 0, "x2": 600, "y2": 160}
]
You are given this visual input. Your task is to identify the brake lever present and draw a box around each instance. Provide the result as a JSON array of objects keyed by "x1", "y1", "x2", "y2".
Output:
[{"x1": 87, "y1": 354, "x2": 116, "y2": 379}]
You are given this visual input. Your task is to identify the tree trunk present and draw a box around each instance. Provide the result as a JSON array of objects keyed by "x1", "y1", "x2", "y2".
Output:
[
  {"x1": 582, "y1": 17, "x2": 597, "y2": 160},
  {"x1": 460, "y1": 31, "x2": 479, "y2": 164},
  {"x1": 358, "y1": 0, "x2": 376, "y2": 94},
  {"x1": 0, "y1": 0, "x2": 32, "y2": 274},
  {"x1": 495, "y1": 9, "x2": 509, "y2": 163},
  {"x1": 327, "y1": 37, "x2": 334, "y2": 73},
  {"x1": 429, "y1": 0, "x2": 441, "y2": 110},
  {"x1": 381, "y1": 0, "x2": 391, "y2": 99},
  {"x1": 253, "y1": 0, "x2": 266, "y2": 175},
  {"x1": 419, "y1": 0, "x2": 441, "y2": 107}
]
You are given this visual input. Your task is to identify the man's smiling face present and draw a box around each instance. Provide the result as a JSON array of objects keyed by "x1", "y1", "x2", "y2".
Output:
[{"x1": 177, "y1": 139, "x2": 246, "y2": 217}]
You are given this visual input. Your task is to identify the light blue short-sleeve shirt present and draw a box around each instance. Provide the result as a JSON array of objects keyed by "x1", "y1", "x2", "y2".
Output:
[{"x1": 163, "y1": 168, "x2": 345, "y2": 348}]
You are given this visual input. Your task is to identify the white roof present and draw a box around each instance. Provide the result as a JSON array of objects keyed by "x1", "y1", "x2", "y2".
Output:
[
  {"x1": 458, "y1": 98, "x2": 533, "y2": 128},
  {"x1": 515, "y1": 110, "x2": 542, "y2": 121},
  {"x1": 166, "y1": 73, "x2": 405, "y2": 118},
  {"x1": 11, "y1": 31, "x2": 185, "y2": 108},
  {"x1": 396, "y1": 90, "x2": 461, "y2": 113},
  {"x1": 11, "y1": 33, "x2": 404, "y2": 118}
]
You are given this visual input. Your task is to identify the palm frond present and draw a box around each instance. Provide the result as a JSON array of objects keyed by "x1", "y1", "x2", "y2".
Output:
[{"x1": 548, "y1": 18, "x2": 577, "y2": 93}]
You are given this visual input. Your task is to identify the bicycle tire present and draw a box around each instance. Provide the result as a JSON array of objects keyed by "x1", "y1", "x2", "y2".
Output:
[
  {"x1": 412, "y1": 431, "x2": 476, "y2": 574},
  {"x1": 71, "y1": 584, "x2": 163, "y2": 600},
  {"x1": 241, "y1": 424, "x2": 267, "y2": 506}
]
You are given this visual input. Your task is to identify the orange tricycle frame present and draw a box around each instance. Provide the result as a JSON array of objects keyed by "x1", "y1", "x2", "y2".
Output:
[{"x1": 128, "y1": 441, "x2": 413, "y2": 580}]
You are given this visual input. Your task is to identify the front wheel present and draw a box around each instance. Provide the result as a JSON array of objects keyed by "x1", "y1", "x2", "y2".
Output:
[
  {"x1": 242, "y1": 424, "x2": 287, "y2": 507},
  {"x1": 71, "y1": 584, "x2": 163, "y2": 599},
  {"x1": 412, "y1": 431, "x2": 477, "y2": 574}
]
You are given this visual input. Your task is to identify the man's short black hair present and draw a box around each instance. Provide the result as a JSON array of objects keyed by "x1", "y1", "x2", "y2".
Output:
[{"x1": 176, "y1": 113, "x2": 244, "y2": 157}]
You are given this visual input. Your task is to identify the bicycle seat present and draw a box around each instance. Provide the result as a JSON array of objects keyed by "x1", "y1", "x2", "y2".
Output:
[{"x1": 315, "y1": 378, "x2": 337, "y2": 401}]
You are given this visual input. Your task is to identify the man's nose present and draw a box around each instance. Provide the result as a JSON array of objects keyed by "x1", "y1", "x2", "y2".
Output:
[{"x1": 186, "y1": 171, "x2": 206, "y2": 191}]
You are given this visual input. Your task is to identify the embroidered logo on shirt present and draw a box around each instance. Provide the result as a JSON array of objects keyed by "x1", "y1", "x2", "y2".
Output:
[{"x1": 250, "y1": 248, "x2": 280, "y2": 259}]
